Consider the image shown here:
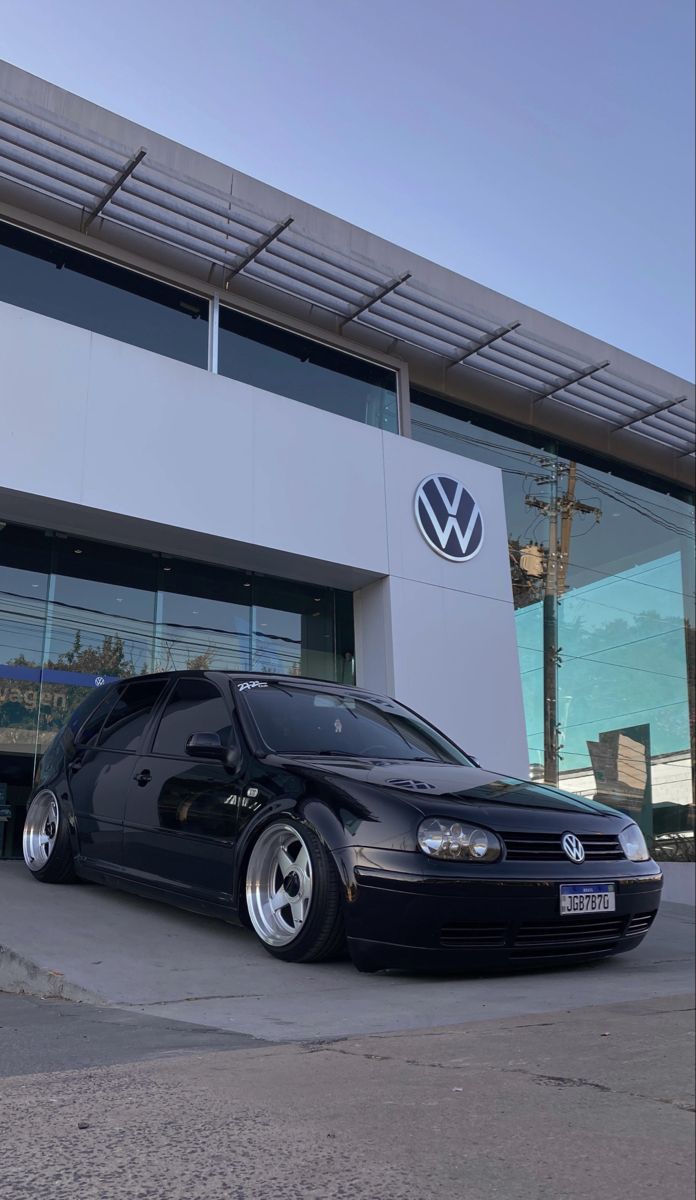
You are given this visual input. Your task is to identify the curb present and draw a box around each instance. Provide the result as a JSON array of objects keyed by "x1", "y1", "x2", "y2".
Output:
[{"x1": 0, "y1": 945, "x2": 105, "y2": 1005}]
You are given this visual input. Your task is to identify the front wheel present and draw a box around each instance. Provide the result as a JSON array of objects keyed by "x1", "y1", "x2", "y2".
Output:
[
  {"x1": 23, "y1": 790, "x2": 76, "y2": 883},
  {"x1": 245, "y1": 818, "x2": 344, "y2": 962}
]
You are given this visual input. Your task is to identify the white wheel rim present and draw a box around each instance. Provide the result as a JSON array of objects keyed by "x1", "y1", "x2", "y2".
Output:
[
  {"x1": 246, "y1": 824, "x2": 313, "y2": 947},
  {"x1": 23, "y1": 791, "x2": 60, "y2": 872}
]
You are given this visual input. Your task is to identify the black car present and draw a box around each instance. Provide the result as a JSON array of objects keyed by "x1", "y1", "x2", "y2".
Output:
[{"x1": 23, "y1": 671, "x2": 662, "y2": 972}]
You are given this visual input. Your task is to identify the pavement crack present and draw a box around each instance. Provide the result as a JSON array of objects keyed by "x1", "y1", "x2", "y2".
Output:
[
  {"x1": 506, "y1": 1069, "x2": 695, "y2": 1112},
  {"x1": 123, "y1": 993, "x2": 266, "y2": 1007}
]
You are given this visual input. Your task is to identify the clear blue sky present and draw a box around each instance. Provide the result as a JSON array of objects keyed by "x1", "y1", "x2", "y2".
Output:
[{"x1": 2, "y1": 0, "x2": 694, "y2": 379}]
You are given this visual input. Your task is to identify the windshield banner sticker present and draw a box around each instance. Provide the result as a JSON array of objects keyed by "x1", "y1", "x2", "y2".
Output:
[{"x1": 238, "y1": 680, "x2": 269, "y2": 692}]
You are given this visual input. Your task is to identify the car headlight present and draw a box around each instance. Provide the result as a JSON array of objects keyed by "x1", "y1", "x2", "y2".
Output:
[
  {"x1": 418, "y1": 818, "x2": 502, "y2": 862},
  {"x1": 619, "y1": 823, "x2": 650, "y2": 862}
]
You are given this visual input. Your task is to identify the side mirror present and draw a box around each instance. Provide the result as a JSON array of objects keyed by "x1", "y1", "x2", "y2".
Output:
[
  {"x1": 185, "y1": 733, "x2": 243, "y2": 773},
  {"x1": 186, "y1": 732, "x2": 227, "y2": 761}
]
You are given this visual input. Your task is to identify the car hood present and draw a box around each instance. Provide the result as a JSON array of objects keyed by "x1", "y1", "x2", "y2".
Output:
[{"x1": 272, "y1": 755, "x2": 625, "y2": 823}]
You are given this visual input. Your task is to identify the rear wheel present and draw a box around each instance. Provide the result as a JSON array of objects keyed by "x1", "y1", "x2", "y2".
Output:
[
  {"x1": 23, "y1": 790, "x2": 76, "y2": 883},
  {"x1": 245, "y1": 818, "x2": 344, "y2": 962}
]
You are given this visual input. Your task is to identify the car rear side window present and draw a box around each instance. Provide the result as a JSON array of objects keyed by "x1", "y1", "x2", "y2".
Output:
[
  {"x1": 75, "y1": 689, "x2": 119, "y2": 747},
  {"x1": 96, "y1": 679, "x2": 167, "y2": 753},
  {"x1": 151, "y1": 678, "x2": 232, "y2": 757}
]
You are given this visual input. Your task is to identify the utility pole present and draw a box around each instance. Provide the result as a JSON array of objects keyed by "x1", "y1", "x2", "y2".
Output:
[{"x1": 525, "y1": 462, "x2": 601, "y2": 786}]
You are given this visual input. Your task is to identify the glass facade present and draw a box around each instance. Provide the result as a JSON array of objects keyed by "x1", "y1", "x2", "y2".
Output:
[
  {"x1": 0, "y1": 523, "x2": 355, "y2": 857},
  {"x1": 412, "y1": 391, "x2": 695, "y2": 852},
  {"x1": 0, "y1": 219, "x2": 399, "y2": 433},
  {"x1": 0, "y1": 221, "x2": 209, "y2": 367},
  {"x1": 218, "y1": 305, "x2": 399, "y2": 431}
]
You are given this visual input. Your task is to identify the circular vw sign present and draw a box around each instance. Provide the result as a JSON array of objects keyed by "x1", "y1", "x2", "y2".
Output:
[
  {"x1": 561, "y1": 832, "x2": 586, "y2": 864},
  {"x1": 414, "y1": 475, "x2": 484, "y2": 562}
]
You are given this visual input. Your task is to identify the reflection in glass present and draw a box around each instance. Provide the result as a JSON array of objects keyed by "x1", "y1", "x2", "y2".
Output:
[
  {"x1": 0, "y1": 220, "x2": 209, "y2": 368},
  {"x1": 0, "y1": 525, "x2": 50, "y2": 759},
  {"x1": 253, "y1": 578, "x2": 335, "y2": 681},
  {"x1": 218, "y1": 306, "x2": 398, "y2": 431},
  {"x1": 411, "y1": 390, "x2": 695, "y2": 847},
  {"x1": 155, "y1": 561, "x2": 250, "y2": 673}
]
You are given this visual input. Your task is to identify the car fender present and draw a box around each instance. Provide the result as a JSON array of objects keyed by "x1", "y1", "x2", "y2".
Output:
[{"x1": 232, "y1": 793, "x2": 355, "y2": 912}]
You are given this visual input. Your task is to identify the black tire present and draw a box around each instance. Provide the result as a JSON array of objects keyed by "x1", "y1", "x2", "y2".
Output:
[
  {"x1": 245, "y1": 816, "x2": 345, "y2": 963},
  {"x1": 22, "y1": 790, "x2": 77, "y2": 884}
]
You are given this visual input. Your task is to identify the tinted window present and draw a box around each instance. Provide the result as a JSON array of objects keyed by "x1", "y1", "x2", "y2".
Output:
[
  {"x1": 238, "y1": 683, "x2": 471, "y2": 763},
  {"x1": 218, "y1": 306, "x2": 398, "y2": 431},
  {"x1": 97, "y1": 679, "x2": 166, "y2": 752},
  {"x1": 74, "y1": 690, "x2": 118, "y2": 748},
  {"x1": 152, "y1": 678, "x2": 232, "y2": 756},
  {"x1": 0, "y1": 221, "x2": 208, "y2": 367}
]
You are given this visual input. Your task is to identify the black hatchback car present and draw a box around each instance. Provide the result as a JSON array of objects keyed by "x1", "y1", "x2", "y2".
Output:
[{"x1": 23, "y1": 671, "x2": 662, "y2": 972}]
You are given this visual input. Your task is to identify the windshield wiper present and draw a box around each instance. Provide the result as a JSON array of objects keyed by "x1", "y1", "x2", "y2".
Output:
[
  {"x1": 289, "y1": 751, "x2": 442, "y2": 762},
  {"x1": 290, "y1": 750, "x2": 362, "y2": 758}
]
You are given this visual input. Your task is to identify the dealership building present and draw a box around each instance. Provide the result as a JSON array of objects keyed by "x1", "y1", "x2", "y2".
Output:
[{"x1": 0, "y1": 60, "x2": 694, "y2": 860}]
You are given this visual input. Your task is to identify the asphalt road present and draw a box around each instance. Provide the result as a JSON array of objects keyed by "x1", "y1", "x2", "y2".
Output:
[{"x1": 2, "y1": 989, "x2": 694, "y2": 1200}]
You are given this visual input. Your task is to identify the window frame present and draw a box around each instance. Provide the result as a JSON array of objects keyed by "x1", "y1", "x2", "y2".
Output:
[
  {"x1": 145, "y1": 675, "x2": 238, "y2": 761},
  {"x1": 73, "y1": 686, "x2": 120, "y2": 750},
  {"x1": 93, "y1": 676, "x2": 169, "y2": 755},
  {"x1": 0, "y1": 217, "x2": 211, "y2": 368},
  {"x1": 217, "y1": 299, "x2": 402, "y2": 433},
  {"x1": 1, "y1": 217, "x2": 407, "y2": 433}
]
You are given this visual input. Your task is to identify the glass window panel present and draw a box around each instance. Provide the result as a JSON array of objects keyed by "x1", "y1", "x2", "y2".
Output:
[
  {"x1": 152, "y1": 678, "x2": 233, "y2": 757},
  {"x1": 0, "y1": 221, "x2": 208, "y2": 367},
  {"x1": 73, "y1": 689, "x2": 118, "y2": 749},
  {"x1": 555, "y1": 461, "x2": 695, "y2": 842},
  {"x1": 252, "y1": 577, "x2": 336, "y2": 681},
  {"x1": 218, "y1": 306, "x2": 398, "y2": 431},
  {"x1": 97, "y1": 678, "x2": 166, "y2": 752},
  {"x1": 0, "y1": 525, "x2": 50, "y2": 760},
  {"x1": 40, "y1": 537, "x2": 157, "y2": 752},
  {"x1": 154, "y1": 560, "x2": 251, "y2": 672}
]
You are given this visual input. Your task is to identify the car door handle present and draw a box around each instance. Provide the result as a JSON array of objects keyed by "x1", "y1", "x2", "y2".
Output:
[
  {"x1": 134, "y1": 769, "x2": 152, "y2": 787},
  {"x1": 69, "y1": 758, "x2": 84, "y2": 774}
]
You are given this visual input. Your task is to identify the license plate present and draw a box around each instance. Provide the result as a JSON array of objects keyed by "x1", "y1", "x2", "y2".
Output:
[{"x1": 560, "y1": 883, "x2": 616, "y2": 915}]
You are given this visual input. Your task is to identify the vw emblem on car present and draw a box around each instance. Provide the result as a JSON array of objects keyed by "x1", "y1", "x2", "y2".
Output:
[
  {"x1": 414, "y1": 474, "x2": 484, "y2": 562},
  {"x1": 561, "y1": 832, "x2": 585, "y2": 864}
]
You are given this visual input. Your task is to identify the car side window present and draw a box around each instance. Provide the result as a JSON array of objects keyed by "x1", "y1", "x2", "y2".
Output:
[
  {"x1": 151, "y1": 678, "x2": 233, "y2": 757},
  {"x1": 96, "y1": 679, "x2": 167, "y2": 753},
  {"x1": 75, "y1": 690, "x2": 119, "y2": 748}
]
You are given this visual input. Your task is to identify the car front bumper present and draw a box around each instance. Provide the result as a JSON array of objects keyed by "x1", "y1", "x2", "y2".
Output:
[{"x1": 334, "y1": 847, "x2": 663, "y2": 971}]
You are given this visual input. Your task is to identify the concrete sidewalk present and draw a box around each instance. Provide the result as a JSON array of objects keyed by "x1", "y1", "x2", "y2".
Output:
[{"x1": 2, "y1": 860, "x2": 694, "y2": 1041}]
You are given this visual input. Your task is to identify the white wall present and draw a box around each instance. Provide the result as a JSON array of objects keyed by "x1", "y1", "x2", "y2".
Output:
[{"x1": 0, "y1": 301, "x2": 529, "y2": 775}]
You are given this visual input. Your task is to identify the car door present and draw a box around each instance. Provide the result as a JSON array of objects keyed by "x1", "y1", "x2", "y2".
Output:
[
  {"x1": 123, "y1": 676, "x2": 243, "y2": 901},
  {"x1": 69, "y1": 677, "x2": 168, "y2": 867}
]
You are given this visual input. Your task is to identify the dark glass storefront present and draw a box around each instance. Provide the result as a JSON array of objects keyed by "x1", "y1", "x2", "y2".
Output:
[
  {"x1": 0, "y1": 523, "x2": 354, "y2": 858},
  {"x1": 412, "y1": 390, "x2": 696, "y2": 853}
]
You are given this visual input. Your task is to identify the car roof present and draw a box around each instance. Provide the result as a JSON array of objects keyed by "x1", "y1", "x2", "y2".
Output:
[{"x1": 115, "y1": 669, "x2": 368, "y2": 694}]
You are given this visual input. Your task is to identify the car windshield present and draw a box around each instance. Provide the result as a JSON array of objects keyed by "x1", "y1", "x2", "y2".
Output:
[{"x1": 236, "y1": 681, "x2": 472, "y2": 763}]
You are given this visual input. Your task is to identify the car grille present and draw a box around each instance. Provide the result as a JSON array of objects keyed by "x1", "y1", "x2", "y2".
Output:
[
  {"x1": 440, "y1": 923, "x2": 507, "y2": 948},
  {"x1": 440, "y1": 910, "x2": 657, "y2": 954},
  {"x1": 626, "y1": 911, "x2": 657, "y2": 936},
  {"x1": 511, "y1": 916, "x2": 624, "y2": 956},
  {"x1": 501, "y1": 831, "x2": 624, "y2": 861}
]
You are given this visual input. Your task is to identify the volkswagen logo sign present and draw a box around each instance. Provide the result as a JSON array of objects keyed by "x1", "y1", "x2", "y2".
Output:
[
  {"x1": 561, "y1": 832, "x2": 585, "y2": 864},
  {"x1": 414, "y1": 475, "x2": 484, "y2": 562}
]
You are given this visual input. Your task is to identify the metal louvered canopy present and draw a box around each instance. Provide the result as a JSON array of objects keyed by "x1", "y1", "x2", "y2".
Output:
[{"x1": 0, "y1": 84, "x2": 694, "y2": 468}]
